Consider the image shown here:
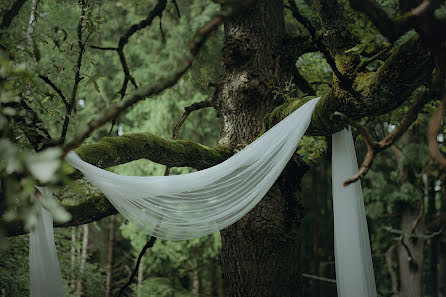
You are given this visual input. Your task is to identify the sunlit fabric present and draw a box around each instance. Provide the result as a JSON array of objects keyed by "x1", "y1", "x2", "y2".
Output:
[
  {"x1": 30, "y1": 186, "x2": 65, "y2": 297},
  {"x1": 30, "y1": 97, "x2": 377, "y2": 297}
]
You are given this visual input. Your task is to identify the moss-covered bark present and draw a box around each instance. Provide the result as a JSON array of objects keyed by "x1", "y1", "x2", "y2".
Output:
[
  {"x1": 264, "y1": 33, "x2": 433, "y2": 136},
  {"x1": 74, "y1": 132, "x2": 231, "y2": 170}
]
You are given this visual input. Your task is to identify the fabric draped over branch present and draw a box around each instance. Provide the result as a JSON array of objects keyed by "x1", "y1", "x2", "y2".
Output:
[{"x1": 30, "y1": 97, "x2": 377, "y2": 297}]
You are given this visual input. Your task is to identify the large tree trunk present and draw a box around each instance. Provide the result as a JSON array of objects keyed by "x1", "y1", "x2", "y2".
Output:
[{"x1": 218, "y1": 1, "x2": 306, "y2": 296}]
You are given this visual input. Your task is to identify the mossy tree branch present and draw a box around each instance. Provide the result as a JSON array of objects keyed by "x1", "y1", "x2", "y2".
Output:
[
  {"x1": 265, "y1": 33, "x2": 433, "y2": 136},
  {"x1": 73, "y1": 132, "x2": 231, "y2": 171}
]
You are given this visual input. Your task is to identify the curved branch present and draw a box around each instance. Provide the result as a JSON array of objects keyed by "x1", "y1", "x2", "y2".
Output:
[
  {"x1": 73, "y1": 132, "x2": 231, "y2": 170},
  {"x1": 428, "y1": 99, "x2": 446, "y2": 169}
]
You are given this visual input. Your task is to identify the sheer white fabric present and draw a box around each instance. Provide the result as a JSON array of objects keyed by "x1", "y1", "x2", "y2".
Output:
[
  {"x1": 65, "y1": 98, "x2": 321, "y2": 240},
  {"x1": 30, "y1": 186, "x2": 65, "y2": 297},
  {"x1": 332, "y1": 128, "x2": 377, "y2": 297},
  {"x1": 29, "y1": 97, "x2": 378, "y2": 297}
]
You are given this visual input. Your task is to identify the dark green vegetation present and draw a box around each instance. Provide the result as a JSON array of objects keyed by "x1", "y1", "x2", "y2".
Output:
[{"x1": 1, "y1": 0, "x2": 446, "y2": 296}]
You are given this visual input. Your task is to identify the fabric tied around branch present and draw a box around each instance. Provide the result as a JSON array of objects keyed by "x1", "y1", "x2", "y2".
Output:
[{"x1": 30, "y1": 97, "x2": 377, "y2": 297}]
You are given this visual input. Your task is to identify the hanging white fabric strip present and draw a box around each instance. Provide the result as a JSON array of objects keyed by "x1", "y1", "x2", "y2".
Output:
[
  {"x1": 332, "y1": 128, "x2": 377, "y2": 297},
  {"x1": 65, "y1": 97, "x2": 321, "y2": 240},
  {"x1": 30, "y1": 186, "x2": 65, "y2": 297},
  {"x1": 28, "y1": 97, "x2": 378, "y2": 297}
]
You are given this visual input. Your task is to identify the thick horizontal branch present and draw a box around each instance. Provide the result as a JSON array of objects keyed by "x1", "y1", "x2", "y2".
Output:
[
  {"x1": 73, "y1": 132, "x2": 231, "y2": 170},
  {"x1": 3, "y1": 193, "x2": 117, "y2": 237},
  {"x1": 265, "y1": 33, "x2": 433, "y2": 136}
]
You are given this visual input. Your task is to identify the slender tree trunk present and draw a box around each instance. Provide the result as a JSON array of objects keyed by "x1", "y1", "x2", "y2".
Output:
[
  {"x1": 76, "y1": 224, "x2": 89, "y2": 297},
  {"x1": 71, "y1": 226, "x2": 77, "y2": 292},
  {"x1": 439, "y1": 182, "x2": 446, "y2": 297},
  {"x1": 137, "y1": 260, "x2": 143, "y2": 297},
  {"x1": 105, "y1": 215, "x2": 115, "y2": 297},
  {"x1": 427, "y1": 178, "x2": 439, "y2": 297},
  {"x1": 218, "y1": 1, "x2": 306, "y2": 296},
  {"x1": 210, "y1": 258, "x2": 218, "y2": 297},
  {"x1": 398, "y1": 207, "x2": 425, "y2": 297},
  {"x1": 192, "y1": 268, "x2": 199, "y2": 296},
  {"x1": 312, "y1": 167, "x2": 320, "y2": 297},
  {"x1": 26, "y1": 0, "x2": 39, "y2": 47}
]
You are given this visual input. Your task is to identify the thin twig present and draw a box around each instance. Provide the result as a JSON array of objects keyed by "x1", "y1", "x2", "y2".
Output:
[
  {"x1": 117, "y1": 0, "x2": 167, "y2": 98},
  {"x1": 116, "y1": 236, "x2": 156, "y2": 297},
  {"x1": 171, "y1": 0, "x2": 181, "y2": 18},
  {"x1": 385, "y1": 226, "x2": 443, "y2": 239},
  {"x1": 38, "y1": 75, "x2": 68, "y2": 107},
  {"x1": 334, "y1": 86, "x2": 431, "y2": 186},
  {"x1": 164, "y1": 99, "x2": 212, "y2": 176},
  {"x1": 301, "y1": 273, "x2": 336, "y2": 284},
  {"x1": 90, "y1": 45, "x2": 117, "y2": 51},
  {"x1": 357, "y1": 46, "x2": 392, "y2": 71}
]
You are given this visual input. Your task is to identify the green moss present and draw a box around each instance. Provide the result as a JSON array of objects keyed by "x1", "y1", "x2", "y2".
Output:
[{"x1": 74, "y1": 132, "x2": 230, "y2": 170}]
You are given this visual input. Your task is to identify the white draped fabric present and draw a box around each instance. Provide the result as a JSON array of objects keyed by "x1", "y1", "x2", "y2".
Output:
[
  {"x1": 30, "y1": 187, "x2": 65, "y2": 297},
  {"x1": 332, "y1": 128, "x2": 377, "y2": 297},
  {"x1": 29, "y1": 97, "x2": 377, "y2": 297},
  {"x1": 65, "y1": 98, "x2": 319, "y2": 240}
]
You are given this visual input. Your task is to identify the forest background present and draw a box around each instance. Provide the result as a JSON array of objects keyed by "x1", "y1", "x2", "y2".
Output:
[{"x1": 0, "y1": 0, "x2": 445, "y2": 296}]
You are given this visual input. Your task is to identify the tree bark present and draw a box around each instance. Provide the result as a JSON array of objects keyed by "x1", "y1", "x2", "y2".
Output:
[
  {"x1": 439, "y1": 182, "x2": 446, "y2": 297},
  {"x1": 427, "y1": 178, "x2": 439, "y2": 297},
  {"x1": 71, "y1": 227, "x2": 77, "y2": 292},
  {"x1": 77, "y1": 224, "x2": 89, "y2": 297},
  {"x1": 105, "y1": 216, "x2": 115, "y2": 297},
  {"x1": 218, "y1": 1, "x2": 306, "y2": 296},
  {"x1": 398, "y1": 207, "x2": 425, "y2": 297}
]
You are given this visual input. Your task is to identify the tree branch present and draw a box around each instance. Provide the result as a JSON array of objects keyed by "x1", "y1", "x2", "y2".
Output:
[
  {"x1": 164, "y1": 100, "x2": 213, "y2": 175},
  {"x1": 72, "y1": 132, "x2": 230, "y2": 171},
  {"x1": 116, "y1": 236, "x2": 157, "y2": 297},
  {"x1": 385, "y1": 244, "x2": 399, "y2": 296},
  {"x1": 3, "y1": 192, "x2": 117, "y2": 237},
  {"x1": 60, "y1": 0, "x2": 88, "y2": 143},
  {"x1": 265, "y1": 33, "x2": 433, "y2": 136},
  {"x1": 62, "y1": 2, "x2": 256, "y2": 153},
  {"x1": 38, "y1": 74, "x2": 68, "y2": 108},
  {"x1": 0, "y1": 0, "x2": 28, "y2": 39}
]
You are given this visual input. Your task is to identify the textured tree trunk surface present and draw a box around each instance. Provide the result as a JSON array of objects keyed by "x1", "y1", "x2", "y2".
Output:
[
  {"x1": 398, "y1": 207, "x2": 425, "y2": 297},
  {"x1": 217, "y1": 1, "x2": 306, "y2": 296},
  {"x1": 105, "y1": 215, "x2": 115, "y2": 297}
]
